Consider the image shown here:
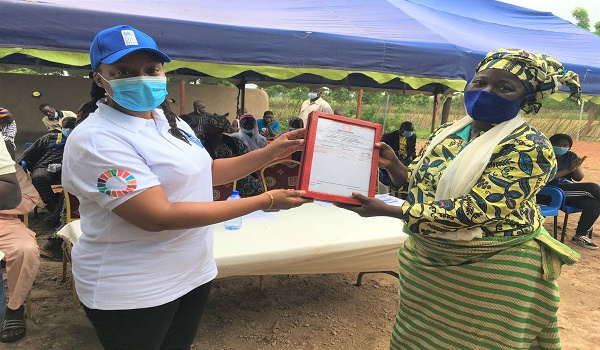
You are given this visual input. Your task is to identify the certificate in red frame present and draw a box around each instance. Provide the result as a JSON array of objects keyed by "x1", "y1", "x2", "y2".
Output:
[{"x1": 298, "y1": 111, "x2": 382, "y2": 205}]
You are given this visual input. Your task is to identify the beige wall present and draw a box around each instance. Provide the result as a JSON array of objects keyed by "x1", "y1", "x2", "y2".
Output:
[{"x1": 0, "y1": 73, "x2": 268, "y2": 148}]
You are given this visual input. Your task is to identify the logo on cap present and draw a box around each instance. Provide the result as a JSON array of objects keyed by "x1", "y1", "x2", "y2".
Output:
[{"x1": 121, "y1": 30, "x2": 139, "y2": 46}]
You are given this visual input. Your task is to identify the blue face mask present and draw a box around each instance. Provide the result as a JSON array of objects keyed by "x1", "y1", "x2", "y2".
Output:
[
  {"x1": 464, "y1": 89, "x2": 524, "y2": 123},
  {"x1": 62, "y1": 128, "x2": 72, "y2": 137},
  {"x1": 101, "y1": 75, "x2": 168, "y2": 112},
  {"x1": 308, "y1": 92, "x2": 318, "y2": 99},
  {"x1": 553, "y1": 146, "x2": 569, "y2": 157},
  {"x1": 242, "y1": 128, "x2": 254, "y2": 135},
  {"x1": 401, "y1": 130, "x2": 414, "y2": 137}
]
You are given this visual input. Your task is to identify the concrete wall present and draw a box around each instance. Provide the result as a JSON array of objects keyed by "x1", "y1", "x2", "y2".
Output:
[{"x1": 0, "y1": 73, "x2": 269, "y2": 149}]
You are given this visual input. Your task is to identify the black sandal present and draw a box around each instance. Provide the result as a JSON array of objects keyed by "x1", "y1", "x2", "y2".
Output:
[{"x1": 0, "y1": 306, "x2": 27, "y2": 343}]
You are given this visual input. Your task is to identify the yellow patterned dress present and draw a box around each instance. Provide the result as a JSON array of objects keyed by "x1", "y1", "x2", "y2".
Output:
[{"x1": 391, "y1": 122, "x2": 579, "y2": 349}]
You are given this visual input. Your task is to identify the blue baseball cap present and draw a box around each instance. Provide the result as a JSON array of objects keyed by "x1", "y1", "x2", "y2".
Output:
[{"x1": 90, "y1": 25, "x2": 171, "y2": 70}]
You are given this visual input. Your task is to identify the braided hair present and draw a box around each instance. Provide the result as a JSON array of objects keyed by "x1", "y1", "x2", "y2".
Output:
[
  {"x1": 77, "y1": 74, "x2": 106, "y2": 124},
  {"x1": 160, "y1": 100, "x2": 190, "y2": 144}
]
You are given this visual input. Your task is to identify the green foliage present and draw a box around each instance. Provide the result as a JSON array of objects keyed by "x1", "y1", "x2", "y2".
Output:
[
  {"x1": 7, "y1": 68, "x2": 39, "y2": 75},
  {"x1": 572, "y1": 7, "x2": 590, "y2": 31},
  {"x1": 595, "y1": 21, "x2": 600, "y2": 35}
]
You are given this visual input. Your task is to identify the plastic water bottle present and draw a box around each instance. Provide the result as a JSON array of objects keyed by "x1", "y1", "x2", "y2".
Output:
[{"x1": 224, "y1": 190, "x2": 242, "y2": 230}]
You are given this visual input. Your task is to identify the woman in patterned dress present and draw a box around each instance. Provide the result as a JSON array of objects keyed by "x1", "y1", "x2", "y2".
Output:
[{"x1": 341, "y1": 49, "x2": 582, "y2": 349}]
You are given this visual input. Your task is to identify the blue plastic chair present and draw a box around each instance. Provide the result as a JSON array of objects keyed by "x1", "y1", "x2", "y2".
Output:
[
  {"x1": 537, "y1": 186, "x2": 564, "y2": 240},
  {"x1": 559, "y1": 196, "x2": 594, "y2": 243}
]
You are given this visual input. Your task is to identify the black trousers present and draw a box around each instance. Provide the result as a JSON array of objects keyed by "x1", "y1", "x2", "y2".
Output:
[
  {"x1": 554, "y1": 182, "x2": 600, "y2": 236},
  {"x1": 30, "y1": 167, "x2": 61, "y2": 210},
  {"x1": 83, "y1": 281, "x2": 212, "y2": 350}
]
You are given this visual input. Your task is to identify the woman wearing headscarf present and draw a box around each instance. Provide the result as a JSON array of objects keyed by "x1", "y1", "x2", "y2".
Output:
[
  {"x1": 341, "y1": 49, "x2": 581, "y2": 349},
  {"x1": 229, "y1": 113, "x2": 268, "y2": 151},
  {"x1": 200, "y1": 113, "x2": 264, "y2": 198}
]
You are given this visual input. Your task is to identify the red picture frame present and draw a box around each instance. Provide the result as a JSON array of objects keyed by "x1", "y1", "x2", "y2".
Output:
[{"x1": 298, "y1": 111, "x2": 382, "y2": 205}]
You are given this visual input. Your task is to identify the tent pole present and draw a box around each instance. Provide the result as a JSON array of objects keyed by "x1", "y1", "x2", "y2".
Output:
[
  {"x1": 440, "y1": 95, "x2": 452, "y2": 124},
  {"x1": 356, "y1": 89, "x2": 363, "y2": 119},
  {"x1": 240, "y1": 74, "x2": 247, "y2": 115},
  {"x1": 179, "y1": 80, "x2": 185, "y2": 115},
  {"x1": 382, "y1": 92, "x2": 390, "y2": 131},
  {"x1": 431, "y1": 87, "x2": 440, "y2": 133},
  {"x1": 577, "y1": 99, "x2": 585, "y2": 141}
]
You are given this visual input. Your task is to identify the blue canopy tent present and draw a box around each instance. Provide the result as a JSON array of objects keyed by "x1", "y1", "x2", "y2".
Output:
[{"x1": 1, "y1": 0, "x2": 599, "y2": 102}]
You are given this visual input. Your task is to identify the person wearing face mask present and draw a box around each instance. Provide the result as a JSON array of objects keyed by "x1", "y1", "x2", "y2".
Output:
[
  {"x1": 61, "y1": 25, "x2": 310, "y2": 349},
  {"x1": 38, "y1": 103, "x2": 77, "y2": 132},
  {"x1": 337, "y1": 49, "x2": 581, "y2": 349},
  {"x1": 380, "y1": 121, "x2": 417, "y2": 188},
  {"x1": 200, "y1": 113, "x2": 264, "y2": 198},
  {"x1": 381, "y1": 121, "x2": 417, "y2": 166},
  {"x1": 547, "y1": 133, "x2": 599, "y2": 249},
  {"x1": 17, "y1": 117, "x2": 75, "y2": 226},
  {"x1": 229, "y1": 113, "x2": 268, "y2": 151},
  {"x1": 299, "y1": 87, "x2": 333, "y2": 125}
]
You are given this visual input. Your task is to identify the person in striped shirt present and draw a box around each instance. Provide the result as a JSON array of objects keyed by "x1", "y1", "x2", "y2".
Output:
[{"x1": 0, "y1": 107, "x2": 17, "y2": 160}]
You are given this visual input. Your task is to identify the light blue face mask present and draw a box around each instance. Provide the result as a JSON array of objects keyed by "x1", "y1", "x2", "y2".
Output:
[
  {"x1": 101, "y1": 75, "x2": 168, "y2": 112},
  {"x1": 242, "y1": 128, "x2": 254, "y2": 135},
  {"x1": 308, "y1": 92, "x2": 318, "y2": 99},
  {"x1": 553, "y1": 146, "x2": 569, "y2": 157},
  {"x1": 401, "y1": 130, "x2": 414, "y2": 137},
  {"x1": 61, "y1": 128, "x2": 72, "y2": 137}
]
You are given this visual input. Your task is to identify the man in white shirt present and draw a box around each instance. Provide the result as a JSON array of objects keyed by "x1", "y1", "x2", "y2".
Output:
[
  {"x1": 38, "y1": 103, "x2": 77, "y2": 132},
  {"x1": 299, "y1": 87, "x2": 333, "y2": 125}
]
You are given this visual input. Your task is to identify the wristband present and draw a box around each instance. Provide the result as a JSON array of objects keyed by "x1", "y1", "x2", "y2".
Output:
[{"x1": 265, "y1": 191, "x2": 274, "y2": 210}]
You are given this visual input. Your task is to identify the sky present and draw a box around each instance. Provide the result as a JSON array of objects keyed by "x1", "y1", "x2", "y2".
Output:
[{"x1": 499, "y1": 0, "x2": 600, "y2": 29}]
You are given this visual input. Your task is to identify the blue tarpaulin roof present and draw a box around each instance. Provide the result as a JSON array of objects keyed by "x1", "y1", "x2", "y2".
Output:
[{"x1": 1, "y1": 0, "x2": 599, "y2": 100}]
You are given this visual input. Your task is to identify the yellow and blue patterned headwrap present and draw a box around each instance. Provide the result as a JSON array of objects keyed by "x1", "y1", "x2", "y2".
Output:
[
  {"x1": 475, "y1": 48, "x2": 582, "y2": 114},
  {"x1": 201, "y1": 112, "x2": 233, "y2": 133}
]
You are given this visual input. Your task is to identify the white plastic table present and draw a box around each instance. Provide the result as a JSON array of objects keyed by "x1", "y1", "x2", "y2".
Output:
[{"x1": 56, "y1": 198, "x2": 408, "y2": 279}]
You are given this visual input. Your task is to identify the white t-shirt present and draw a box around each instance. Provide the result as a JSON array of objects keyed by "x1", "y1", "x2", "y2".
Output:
[
  {"x1": 62, "y1": 102, "x2": 217, "y2": 310},
  {"x1": 0, "y1": 139, "x2": 15, "y2": 175},
  {"x1": 299, "y1": 97, "x2": 333, "y2": 125}
]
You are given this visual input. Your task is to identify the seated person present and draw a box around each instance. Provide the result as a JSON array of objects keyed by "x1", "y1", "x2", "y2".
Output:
[
  {"x1": 229, "y1": 114, "x2": 268, "y2": 152},
  {"x1": 0, "y1": 107, "x2": 17, "y2": 160},
  {"x1": 283, "y1": 118, "x2": 304, "y2": 162},
  {"x1": 379, "y1": 121, "x2": 417, "y2": 186},
  {"x1": 257, "y1": 111, "x2": 280, "y2": 140},
  {"x1": 548, "y1": 133, "x2": 599, "y2": 249},
  {"x1": 179, "y1": 100, "x2": 207, "y2": 137},
  {"x1": 381, "y1": 121, "x2": 417, "y2": 165},
  {"x1": 231, "y1": 107, "x2": 248, "y2": 134},
  {"x1": 17, "y1": 117, "x2": 76, "y2": 224},
  {"x1": 38, "y1": 103, "x2": 76, "y2": 132},
  {"x1": 0, "y1": 166, "x2": 41, "y2": 343},
  {"x1": 200, "y1": 114, "x2": 264, "y2": 198}
]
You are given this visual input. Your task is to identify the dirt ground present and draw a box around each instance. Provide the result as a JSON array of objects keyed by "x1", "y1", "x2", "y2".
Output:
[{"x1": 5, "y1": 141, "x2": 600, "y2": 350}]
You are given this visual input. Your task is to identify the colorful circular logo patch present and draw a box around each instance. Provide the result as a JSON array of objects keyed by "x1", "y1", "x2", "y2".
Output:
[{"x1": 97, "y1": 169, "x2": 137, "y2": 198}]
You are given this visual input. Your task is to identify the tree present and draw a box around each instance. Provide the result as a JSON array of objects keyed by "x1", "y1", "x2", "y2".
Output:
[
  {"x1": 595, "y1": 21, "x2": 600, "y2": 35},
  {"x1": 571, "y1": 7, "x2": 590, "y2": 31}
]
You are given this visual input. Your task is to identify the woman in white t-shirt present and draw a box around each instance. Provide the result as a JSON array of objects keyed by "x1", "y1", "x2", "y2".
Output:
[{"x1": 62, "y1": 25, "x2": 310, "y2": 350}]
